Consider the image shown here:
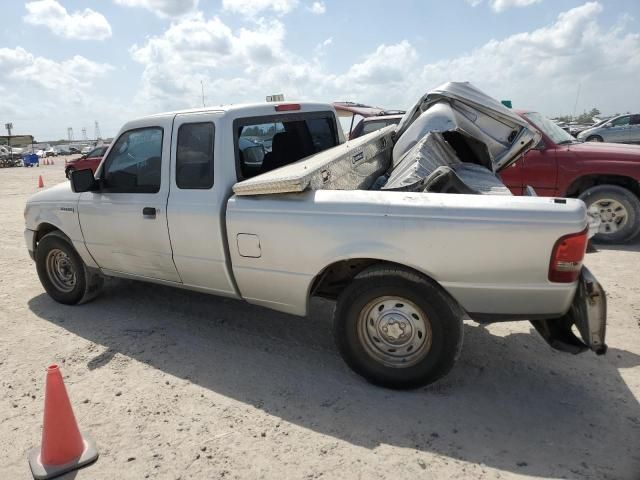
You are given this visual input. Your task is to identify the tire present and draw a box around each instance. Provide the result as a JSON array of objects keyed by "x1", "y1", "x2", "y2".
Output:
[
  {"x1": 586, "y1": 135, "x2": 603, "y2": 142},
  {"x1": 65, "y1": 168, "x2": 74, "y2": 179},
  {"x1": 35, "y1": 231, "x2": 103, "y2": 305},
  {"x1": 579, "y1": 185, "x2": 640, "y2": 244},
  {"x1": 334, "y1": 264, "x2": 463, "y2": 389}
]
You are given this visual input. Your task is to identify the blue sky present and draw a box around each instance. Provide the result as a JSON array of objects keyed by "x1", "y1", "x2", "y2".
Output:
[{"x1": 1, "y1": 0, "x2": 639, "y2": 140}]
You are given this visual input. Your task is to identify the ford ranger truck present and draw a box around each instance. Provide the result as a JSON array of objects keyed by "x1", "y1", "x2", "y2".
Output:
[{"x1": 24, "y1": 83, "x2": 607, "y2": 389}]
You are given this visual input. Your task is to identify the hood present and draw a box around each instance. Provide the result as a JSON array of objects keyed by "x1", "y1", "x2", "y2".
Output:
[
  {"x1": 568, "y1": 141, "x2": 640, "y2": 160},
  {"x1": 394, "y1": 82, "x2": 541, "y2": 172},
  {"x1": 27, "y1": 181, "x2": 79, "y2": 204}
]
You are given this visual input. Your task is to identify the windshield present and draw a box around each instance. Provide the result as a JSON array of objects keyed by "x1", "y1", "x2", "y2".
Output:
[{"x1": 524, "y1": 112, "x2": 576, "y2": 144}]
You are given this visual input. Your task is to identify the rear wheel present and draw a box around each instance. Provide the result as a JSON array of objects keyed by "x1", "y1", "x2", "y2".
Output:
[
  {"x1": 36, "y1": 231, "x2": 103, "y2": 304},
  {"x1": 579, "y1": 185, "x2": 640, "y2": 244},
  {"x1": 334, "y1": 265, "x2": 463, "y2": 389},
  {"x1": 586, "y1": 135, "x2": 603, "y2": 142}
]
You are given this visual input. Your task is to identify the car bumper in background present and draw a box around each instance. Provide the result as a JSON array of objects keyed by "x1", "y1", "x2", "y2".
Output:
[{"x1": 532, "y1": 266, "x2": 607, "y2": 355}]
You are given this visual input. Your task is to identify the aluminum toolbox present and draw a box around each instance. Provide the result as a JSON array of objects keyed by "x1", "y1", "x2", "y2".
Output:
[{"x1": 233, "y1": 125, "x2": 395, "y2": 196}]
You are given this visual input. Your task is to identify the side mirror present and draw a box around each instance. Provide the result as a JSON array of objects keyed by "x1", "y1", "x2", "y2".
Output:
[
  {"x1": 70, "y1": 169, "x2": 98, "y2": 193},
  {"x1": 604, "y1": 123, "x2": 611, "y2": 128},
  {"x1": 533, "y1": 139, "x2": 546, "y2": 150}
]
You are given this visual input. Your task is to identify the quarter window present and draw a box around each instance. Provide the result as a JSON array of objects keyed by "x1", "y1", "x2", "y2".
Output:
[
  {"x1": 102, "y1": 127, "x2": 163, "y2": 193},
  {"x1": 176, "y1": 123, "x2": 215, "y2": 189}
]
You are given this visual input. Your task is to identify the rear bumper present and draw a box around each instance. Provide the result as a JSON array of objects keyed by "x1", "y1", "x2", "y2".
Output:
[{"x1": 531, "y1": 266, "x2": 607, "y2": 355}]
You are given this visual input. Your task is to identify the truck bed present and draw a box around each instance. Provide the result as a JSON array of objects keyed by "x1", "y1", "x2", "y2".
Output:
[{"x1": 226, "y1": 189, "x2": 587, "y2": 317}]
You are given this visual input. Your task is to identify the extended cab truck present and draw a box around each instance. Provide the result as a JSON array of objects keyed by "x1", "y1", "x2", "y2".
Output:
[
  {"x1": 501, "y1": 111, "x2": 640, "y2": 244},
  {"x1": 24, "y1": 91, "x2": 607, "y2": 389}
]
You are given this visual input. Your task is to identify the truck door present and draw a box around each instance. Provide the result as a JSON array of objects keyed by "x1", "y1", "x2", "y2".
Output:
[
  {"x1": 606, "y1": 115, "x2": 631, "y2": 143},
  {"x1": 518, "y1": 143, "x2": 559, "y2": 196},
  {"x1": 78, "y1": 123, "x2": 181, "y2": 282},
  {"x1": 165, "y1": 113, "x2": 238, "y2": 297},
  {"x1": 498, "y1": 157, "x2": 524, "y2": 194}
]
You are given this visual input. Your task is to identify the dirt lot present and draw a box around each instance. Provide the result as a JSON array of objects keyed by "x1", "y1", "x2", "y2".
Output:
[{"x1": 1, "y1": 160, "x2": 639, "y2": 480}]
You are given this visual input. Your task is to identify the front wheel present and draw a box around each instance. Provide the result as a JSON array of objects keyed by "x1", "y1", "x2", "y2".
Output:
[
  {"x1": 36, "y1": 231, "x2": 103, "y2": 304},
  {"x1": 585, "y1": 135, "x2": 603, "y2": 142},
  {"x1": 580, "y1": 185, "x2": 640, "y2": 244},
  {"x1": 334, "y1": 265, "x2": 463, "y2": 389}
]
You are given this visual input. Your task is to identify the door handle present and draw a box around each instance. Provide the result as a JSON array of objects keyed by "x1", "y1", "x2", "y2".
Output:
[{"x1": 142, "y1": 207, "x2": 156, "y2": 218}]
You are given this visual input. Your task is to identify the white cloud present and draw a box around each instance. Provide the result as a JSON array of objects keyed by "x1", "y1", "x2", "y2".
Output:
[
  {"x1": 417, "y1": 2, "x2": 640, "y2": 114},
  {"x1": 309, "y1": 1, "x2": 326, "y2": 14},
  {"x1": 0, "y1": 47, "x2": 121, "y2": 139},
  {"x1": 467, "y1": 0, "x2": 542, "y2": 12},
  {"x1": 490, "y1": 0, "x2": 542, "y2": 12},
  {"x1": 126, "y1": 2, "x2": 640, "y2": 119},
  {"x1": 130, "y1": 12, "x2": 293, "y2": 106},
  {"x1": 222, "y1": 0, "x2": 299, "y2": 16},
  {"x1": 24, "y1": 0, "x2": 112, "y2": 40},
  {"x1": 0, "y1": 47, "x2": 113, "y2": 94},
  {"x1": 113, "y1": 0, "x2": 199, "y2": 17}
]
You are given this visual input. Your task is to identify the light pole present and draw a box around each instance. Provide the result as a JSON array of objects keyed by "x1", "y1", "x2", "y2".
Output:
[{"x1": 5, "y1": 123, "x2": 13, "y2": 159}]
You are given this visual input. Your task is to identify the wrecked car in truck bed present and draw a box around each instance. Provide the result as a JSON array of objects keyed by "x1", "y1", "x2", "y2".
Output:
[{"x1": 24, "y1": 82, "x2": 606, "y2": 389}]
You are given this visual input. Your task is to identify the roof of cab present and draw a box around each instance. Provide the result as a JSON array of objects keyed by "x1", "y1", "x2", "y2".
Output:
[{"x1": 139, "y1": 101, "x2": 335, "y2": 120}]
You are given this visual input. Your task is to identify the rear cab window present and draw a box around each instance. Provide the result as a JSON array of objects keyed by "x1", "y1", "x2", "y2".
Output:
[{"x1": 235, "y1": 112, "x2": 339, "y2": 179}]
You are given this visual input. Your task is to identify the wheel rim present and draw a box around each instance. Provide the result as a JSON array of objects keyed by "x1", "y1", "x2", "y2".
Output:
[
  {"x1": 589, "y1": 198, "x2": 629, "y2": 235},
  {"x1": 45, "y1": 248, "x2": 77, "y2": 293},
  {"x1": 588, "y1": 136, "x2": 602, "y2": 142},
  {"x1": 357, "y1": 296, "x2": 432, "y2": 368}
]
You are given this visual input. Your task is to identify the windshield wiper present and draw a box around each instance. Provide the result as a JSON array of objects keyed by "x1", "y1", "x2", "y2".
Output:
[{"x1": 557, "y1": 139, "x2": 577, "y2": 145}]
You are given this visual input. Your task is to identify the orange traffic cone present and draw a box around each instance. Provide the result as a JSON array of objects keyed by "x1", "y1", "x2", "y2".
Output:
[
  {"x1": 44, "y1": 158, "x2": 49, "y2": 166},
  {"x1": 51, "y1": 159, "x2": 55, "y2": 165},
  {"x1": 38, "y1": 176, "x2": 44, "y2": 188},
  {"x1": 28, "y1": 365, "x2": 99, "y2": 479}
]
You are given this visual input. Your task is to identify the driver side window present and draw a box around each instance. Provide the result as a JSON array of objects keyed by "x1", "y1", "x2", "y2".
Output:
[
  {"x1": 102, "y1": 127, "x2": 163, "y2": 193},
  {"x1": 611, "y1": 116, "x2": 630, "y2": 127}
]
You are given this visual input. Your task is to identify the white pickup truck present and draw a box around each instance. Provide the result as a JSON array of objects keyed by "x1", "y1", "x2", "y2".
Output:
[{"x1": 24, "y1": 83, "x2": 607, "y2": 389}]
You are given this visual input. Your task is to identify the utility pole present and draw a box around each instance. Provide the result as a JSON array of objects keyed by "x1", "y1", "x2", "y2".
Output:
[
  {"x1": 201, "y1": 80, "x2": 205, "y2": 108},
  {"x1": 572, "y1": 82, "x2": 581, "y2": 119},
  {"x1": 4, "y1": 123, "x2": 12, "y2": 158}
]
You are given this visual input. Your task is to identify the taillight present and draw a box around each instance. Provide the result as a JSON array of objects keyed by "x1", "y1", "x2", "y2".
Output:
[
  {"x1": 548, "y1": 228, "x2": 588, "y2": 283},
  {"x1": 275, "y1": 103, "x2": 300, "y2": 112}
]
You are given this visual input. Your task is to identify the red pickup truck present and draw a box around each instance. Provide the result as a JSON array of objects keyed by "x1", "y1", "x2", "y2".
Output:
[
  {"x1": 500, "y1": 111, "x2": 640, "y2": 244},
  {"x1": 64, "y1": 146, "x2": 108, "y2": 178}
]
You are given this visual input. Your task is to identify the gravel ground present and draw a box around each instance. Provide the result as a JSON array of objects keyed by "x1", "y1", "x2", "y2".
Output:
[{"x1": 1, "y1": 160, "x2": 639, "y2": 480}]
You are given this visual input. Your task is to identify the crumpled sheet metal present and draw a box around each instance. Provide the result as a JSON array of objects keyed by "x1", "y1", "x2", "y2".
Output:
[
  {"x1": 383, "y1": 132, "x2": 460, "y2": 190},
  {"x1": 383, "y1": 131, "x2": 511, "y2": 195},
  {"x1": 451, "y1": 163, "x2": 512, "y2": 195},
  {"x1": 393, "y1": 82, "x2": 541, "y2": 172},
  {"x1": 233, "y1": 126, "x2": 394, "y2": 196}
]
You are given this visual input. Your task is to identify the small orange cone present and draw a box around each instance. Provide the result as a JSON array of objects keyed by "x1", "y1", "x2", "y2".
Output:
[
  {"x1": 44, "y1": 158, "x2": 49, "y2": 166},
  {"x1": 38, "y1": 176, "x2": 44, "y2": 188},
  {"x1": 51, "y1": 159, "x2": 55, "y2": 165},
  {"x1": 28, "y1": 365, "x2": 98, "y2": 479}
]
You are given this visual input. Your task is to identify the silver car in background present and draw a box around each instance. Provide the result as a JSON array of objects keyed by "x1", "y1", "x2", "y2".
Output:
[{"x1": 577, "y1": 113, "x2": 640, "y2": 143}]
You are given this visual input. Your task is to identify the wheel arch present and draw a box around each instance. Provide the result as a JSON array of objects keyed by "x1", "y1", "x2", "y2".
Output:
[
  {"x1": 308, "y1": 258, "x2": 462, "y2": 312},
  {"x1": 34, "y1": 222, "x2": 64, "y2": 248},
  {"x1": 565, "y1": 174, "x2": 640, "y2": 199}
]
